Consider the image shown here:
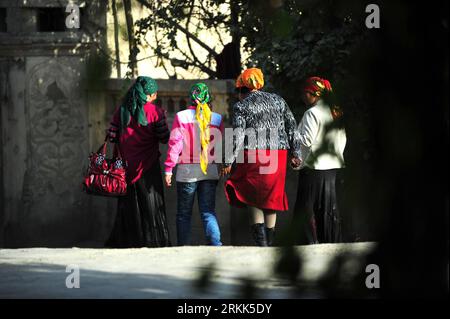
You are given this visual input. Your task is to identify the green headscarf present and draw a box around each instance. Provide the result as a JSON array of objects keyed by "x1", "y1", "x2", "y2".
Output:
[
  {"x1": 189, "y1": 83, "x2": 211, "y2": 105},
  {"x1": 189, "y1": 83, "x2": 212, "y2": 175},
  {"x1": 120, "y1": 76, "x2": 158, "y2": 130}
]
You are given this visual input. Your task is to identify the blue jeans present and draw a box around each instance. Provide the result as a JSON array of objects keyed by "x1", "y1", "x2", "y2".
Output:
[{"x1": 176, "y1": 180, "x2": 222, "y2": 246}]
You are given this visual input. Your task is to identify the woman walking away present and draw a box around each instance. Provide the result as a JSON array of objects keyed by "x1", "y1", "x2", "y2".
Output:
[
  {"x1": 105, "y1": 76, "x2": 171, "y2": 248},
  {"x1": 222, "y1": 68, "x2": 301, "y2": 247},
  {"x1": 164, "y1": 83, "x2": 223, "y2": 246},
  {"x1": 293, "y1": 76, "x2": 347, "y2": 245}
]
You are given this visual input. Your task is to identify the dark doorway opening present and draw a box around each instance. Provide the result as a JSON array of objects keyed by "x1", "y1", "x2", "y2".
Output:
[{"x1": 37, "y1": 8, "x2": 66, "y2": 32}]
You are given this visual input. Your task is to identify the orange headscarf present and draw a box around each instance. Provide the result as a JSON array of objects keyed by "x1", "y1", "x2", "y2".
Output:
[{"x1": 235, "y1": 68, "x2": 264, "y2": 90}]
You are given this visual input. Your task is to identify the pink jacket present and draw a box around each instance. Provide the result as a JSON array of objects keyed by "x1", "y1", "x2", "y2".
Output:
[{"x1": 164, "y1": 105, "x2": 224, "y2": 174}]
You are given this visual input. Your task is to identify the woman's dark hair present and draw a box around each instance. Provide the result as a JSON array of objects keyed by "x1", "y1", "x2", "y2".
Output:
[
  {"x1": 321, "y1": 89, "x2": 337, "y2": 107},
  {"x1": 321, "y1": 89, "x2": 345, "y2": 127}
]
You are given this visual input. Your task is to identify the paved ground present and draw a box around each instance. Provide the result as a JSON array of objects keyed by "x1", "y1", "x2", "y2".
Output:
[{"x1": 0, "y1": 243, "x2": 375, "y2": 299}]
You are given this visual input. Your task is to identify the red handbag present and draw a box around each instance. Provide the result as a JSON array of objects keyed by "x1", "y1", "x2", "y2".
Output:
[{"x1": 82, "y1": 137, "x2": 127, "y2": 197}]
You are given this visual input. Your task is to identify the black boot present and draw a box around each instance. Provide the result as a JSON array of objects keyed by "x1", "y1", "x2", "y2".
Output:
[
  {"x1": 265, "y1": 227, "x2": 275, "y2": 246},
  {"x1": 251, "y1": 223, "x2": 268, "y2": 247}
]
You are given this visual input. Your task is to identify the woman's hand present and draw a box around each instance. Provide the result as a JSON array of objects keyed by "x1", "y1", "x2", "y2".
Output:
[
  {"x1": 106, "y1": 128, "x2": 119, "y2": 143},
  {"x1": 220, "y1": 165, "x2": 232, "y2": 177},
  {"x1": 164, "y1": 174, "x2": 172, "y2": 187},
  {"x1": 290, "y1": 157, "x2": 302, "y2": 169}
]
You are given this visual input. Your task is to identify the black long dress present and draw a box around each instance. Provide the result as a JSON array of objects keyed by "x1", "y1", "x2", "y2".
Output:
[
  {"x1": 294, "y1": 168, "x2": 342, "y2": 245},
  {"x1": 105, "y1": 161, "x2": 171, "y2": 248}
]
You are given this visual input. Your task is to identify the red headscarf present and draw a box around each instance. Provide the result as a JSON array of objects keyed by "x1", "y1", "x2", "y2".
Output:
[
  {"x1": 303, "y1": 77, "x2": 343, "y2": 120},
  {"x1": 303, "y1": 76, "x2": 333, "y2": 97}
]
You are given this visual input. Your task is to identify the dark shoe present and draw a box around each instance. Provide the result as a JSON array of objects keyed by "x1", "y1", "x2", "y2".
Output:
[
  {"x1": 265, "y1": 227, "x2": 275, "y2": 246},
  {"x1": 251, "y1": 223, "x2": 268, "y2": 247}
]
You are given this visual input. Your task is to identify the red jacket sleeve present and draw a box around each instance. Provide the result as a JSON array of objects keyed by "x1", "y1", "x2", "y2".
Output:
[{"x1": 152, "y1": 106, "x2": 170, "y2": 144}]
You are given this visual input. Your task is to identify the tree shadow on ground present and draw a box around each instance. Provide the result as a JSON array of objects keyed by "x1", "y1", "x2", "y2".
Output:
[{"x1": 0, "y1": 261, "x2": 296, "y2": 299}]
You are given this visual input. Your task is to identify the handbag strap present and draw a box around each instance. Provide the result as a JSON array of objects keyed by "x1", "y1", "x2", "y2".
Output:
[
  {"x1": 93, "y1": 134, "x2": 108, "y2": 155},
  {"x1": 96, "y1": 135, "x2": 112, "y2": 156},
  {"x1": 113, "y1": 143, "x2": 123, "y2": 159},
  {"x1": 96, "y1": 141, "x2": 107, "y2": 155},
  {"x1": 97, "y1": 134, "x2": 124, "y2": 160}
]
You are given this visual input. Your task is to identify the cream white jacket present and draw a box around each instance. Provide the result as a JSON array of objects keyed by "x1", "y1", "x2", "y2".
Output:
[{"x1": 296, "y1": 99, "x2": 347, "y2": 170}]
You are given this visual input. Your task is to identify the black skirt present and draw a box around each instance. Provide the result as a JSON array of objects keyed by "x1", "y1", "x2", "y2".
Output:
[
  {"x1": 105, "y1": 161, "x2": 171, "y2": 248},
  {"x1": 293, "y1": 168, "x2": 342, "y2": 245}
]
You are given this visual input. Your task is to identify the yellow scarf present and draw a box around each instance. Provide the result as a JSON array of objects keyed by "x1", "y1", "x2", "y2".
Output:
[{"x1": 196, "y1": 102, "x2": 212, "y2": 175}]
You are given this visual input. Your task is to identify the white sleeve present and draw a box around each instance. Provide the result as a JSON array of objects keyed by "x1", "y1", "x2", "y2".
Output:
[
  {"x1": 297, "y1": 110, "x2": 320, "y2": 165},
  {"x1": 299, "y1": 110, "x2": 320, "y2": 147}
]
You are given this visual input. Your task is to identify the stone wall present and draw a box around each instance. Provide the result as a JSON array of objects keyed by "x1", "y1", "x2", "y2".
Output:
[
  {"x1": 0, "y1": 0, "x2": 109, "y2": 247},
  {"x1": 1, "y1": 56, "x2": 93, "y2": 247}
]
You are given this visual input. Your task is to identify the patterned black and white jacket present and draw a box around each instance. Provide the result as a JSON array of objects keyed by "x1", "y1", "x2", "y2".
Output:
[{"x1": 224, "y1": 90, "x2": 301, "y2": 165}]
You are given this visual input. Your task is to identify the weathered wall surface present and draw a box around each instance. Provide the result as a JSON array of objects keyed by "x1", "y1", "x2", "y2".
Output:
[
  {"x1": 1, "y1": 56, "x2": 94, "y2": 247},
  {"x1": 0, "y1": 0, "x2": 110, "y2": 247}
]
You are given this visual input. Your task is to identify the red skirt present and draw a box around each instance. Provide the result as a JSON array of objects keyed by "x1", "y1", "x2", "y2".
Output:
[{"x1": 224, "y1": 150, "x2": 289, "y2": 211}]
